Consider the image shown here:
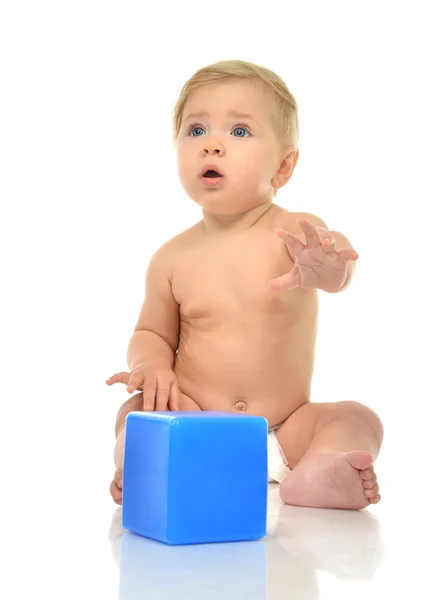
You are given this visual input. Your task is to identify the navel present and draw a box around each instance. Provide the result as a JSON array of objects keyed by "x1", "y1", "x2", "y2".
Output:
[{"x1": 233, "y1": 400, "x2": 248, "y2": 412}]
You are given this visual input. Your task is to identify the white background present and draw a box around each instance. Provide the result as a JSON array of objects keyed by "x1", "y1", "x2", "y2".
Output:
[{"x1": 1, "y1": 1, "x2": 445, "y2": 598}]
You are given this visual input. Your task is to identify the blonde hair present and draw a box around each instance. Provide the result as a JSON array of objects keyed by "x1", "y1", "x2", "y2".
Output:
[{"x1": 172, "y1": 59, "x2": 299, "y2": 155}]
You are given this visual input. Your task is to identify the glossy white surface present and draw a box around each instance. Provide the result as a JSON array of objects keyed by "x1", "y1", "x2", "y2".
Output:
[
  {"x1": 108, "y1": 485, "x2": 446, "y2": 600},
  {"x1": 6, "y1": 407, "x2": 445, "y2": 600},
  {"x1": 111, "y1": 487, "x2": 383, "y2": 599}
]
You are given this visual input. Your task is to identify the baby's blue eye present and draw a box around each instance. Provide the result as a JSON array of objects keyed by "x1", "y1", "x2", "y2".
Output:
[
  {"x1": 191, "y1": 126, "x2": 205, "y2": 137},
  {"x1": 188, "y1": 125, "x2": 250, "y2": 137},
  {"x1": 232, "y1": 127, "x2": 249, "y2": 138}
]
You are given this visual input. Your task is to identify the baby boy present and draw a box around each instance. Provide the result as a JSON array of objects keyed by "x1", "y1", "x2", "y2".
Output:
[{"x1": 107, "y1": 59, "x2": 383, "y2": 510}]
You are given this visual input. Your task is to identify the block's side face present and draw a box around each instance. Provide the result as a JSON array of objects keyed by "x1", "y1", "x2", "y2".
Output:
[
  {"x1": 215, "y1": 416, "x2": 268, "y2": 540},
  {"x1": 122, "y1": 415, "x2": 170, "y2": 541},
  {"x1": 165, "y1": 420, "x2": 188, "y2": 545},
  {"x1": 167, "y1": 416, "x2": 268, "y2": 544},
  {"x1": 240, "y1": 418, "x2": 268, "y2": 539}
]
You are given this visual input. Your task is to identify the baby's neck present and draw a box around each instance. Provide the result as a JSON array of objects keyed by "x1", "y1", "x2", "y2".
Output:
[{"x1": 201, "y1": 202, "x2": 280, "y2": 236}]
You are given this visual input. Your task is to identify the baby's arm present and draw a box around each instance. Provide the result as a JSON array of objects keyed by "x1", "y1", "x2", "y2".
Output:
[
  {"x1": 129, "y1": 241, "x2": 180, "y2": 371},
  {"x1": 106, "y1": 239, "x2": 180, "y2": 406}
]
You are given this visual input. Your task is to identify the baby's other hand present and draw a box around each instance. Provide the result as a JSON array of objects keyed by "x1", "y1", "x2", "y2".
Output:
[{"x1": 106, "y1": 366, "x2": 180, "y2": 412}]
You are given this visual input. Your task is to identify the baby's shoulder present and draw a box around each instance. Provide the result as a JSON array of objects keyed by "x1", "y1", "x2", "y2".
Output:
[
  {"x1": 165, "y1": 222, "x2": 202, "y2": 251},
  {"x1": 153, "y1": 222, "x2": 202, "y2": 269}
]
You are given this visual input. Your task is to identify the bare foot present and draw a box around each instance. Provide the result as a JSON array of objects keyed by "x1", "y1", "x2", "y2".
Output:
[
  {"x1": 279, "y1": 450, "x2": 381, "y2": 510},
  {"x1": 110, "y1": 467, "x2": 123, "y2": 505}
]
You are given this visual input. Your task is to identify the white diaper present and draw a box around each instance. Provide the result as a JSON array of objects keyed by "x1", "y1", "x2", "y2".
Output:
[{"x1": 267, "y1": 429, "x2": 291, "y2": 483}]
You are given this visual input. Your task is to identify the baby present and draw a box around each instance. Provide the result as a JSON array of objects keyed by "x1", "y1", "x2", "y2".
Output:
[{"x1": 107, "y1": 60, "x2": 383, "y2": 510}]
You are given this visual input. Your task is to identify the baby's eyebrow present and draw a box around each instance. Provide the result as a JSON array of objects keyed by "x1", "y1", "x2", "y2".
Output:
[{"x1": 183, "y1": 110, "x2": 260, "y2": 126}]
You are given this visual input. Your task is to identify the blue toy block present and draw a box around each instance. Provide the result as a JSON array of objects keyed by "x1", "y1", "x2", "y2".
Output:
[{"x1": 122, "y1": 411, "x2": 268, "y2": 545}]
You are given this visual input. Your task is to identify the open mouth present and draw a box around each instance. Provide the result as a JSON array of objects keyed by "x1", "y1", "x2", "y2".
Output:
[
  {"x1": 200, "y1": 164, "x2": 224, "y2": 187},
  {"x1": 200, "y1": 168, "x2": 224, "y2": 187},
  {"x1": 203, "y1": 169, "x2": 222, "y2": 178}
]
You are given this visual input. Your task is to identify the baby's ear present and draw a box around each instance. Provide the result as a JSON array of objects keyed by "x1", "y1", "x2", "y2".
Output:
[
  {"x1": 286, "y1": 148, "x2": 299, "y2": 164},
  {"x1": 272, "y1": 148, "x2": 299, "y2": 189}
]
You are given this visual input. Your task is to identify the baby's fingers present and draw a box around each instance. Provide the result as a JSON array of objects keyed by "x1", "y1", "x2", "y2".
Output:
[
  {"x1": 143, "y1": 382, "x2": 157, "y2": 411},
  {"x1": 268, "y1": 267, "x2": 301, "y2": 291},
  {"x1": 337, "y1": 248, "x2": 359, "y2": 262},
  {"x1": 106, "y1": 372, "x2": 131, "y2": 386},
  {"x1": 321, "y1": 236, "x2": 336, "y2": 252},
  {"x1": 168, "y1": 381, "x2": 180, "y2": 412},
  {"x1": 127, "y1": 371, "x2": 144, "y2": 394}
]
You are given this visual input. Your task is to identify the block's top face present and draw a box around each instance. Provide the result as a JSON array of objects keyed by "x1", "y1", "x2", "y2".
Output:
[
  {"x1": 127, "y1": 411, "x2": 268, "y2": 429},
  {"x1": 126, "y1": 411, "x2": 177, "y2": 425}
]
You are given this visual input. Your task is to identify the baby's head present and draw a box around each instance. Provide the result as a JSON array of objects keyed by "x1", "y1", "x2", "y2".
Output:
[{"x1": 172, "y1": 60, "x2": 299, "y2": 216}]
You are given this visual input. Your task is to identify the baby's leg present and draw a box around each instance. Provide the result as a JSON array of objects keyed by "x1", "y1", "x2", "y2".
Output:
[
  {"x1": 110, "y1": 393, "x2": 142, "y2": 504},
  {"x1": 110, "y1": 391, "x2": 201, "y2": 504},
  {"x1": 275, "y1": 400, "x2": 384, "y2": 510}
]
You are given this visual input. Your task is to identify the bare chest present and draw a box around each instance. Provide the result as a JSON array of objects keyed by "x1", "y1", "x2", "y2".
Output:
[{"x1": 171, "y1": 230, "x2": 298, "y2": 323}]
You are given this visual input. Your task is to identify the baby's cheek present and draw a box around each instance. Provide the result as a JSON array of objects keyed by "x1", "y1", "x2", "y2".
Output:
[{"x1": 176, "y1": 157, "x2": 189, "y2": 186}]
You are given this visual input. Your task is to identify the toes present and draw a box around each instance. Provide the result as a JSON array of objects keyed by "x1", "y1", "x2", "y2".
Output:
[
  {"x1": 360, "y1": 465, "x2": 375, "y2": 480},
  {"x1": 365, "y1": 483, "x2": 379, "y2": 499},
  {"x1": 369, "y1": 494, "x2": 381, "y2": 504},
  {"x1": 347, "y1": 450, "x2": 374, "y2": 471},
  {"x1": 110, "y1": 467, "x2": 123, "y2": 504},
  {"x1": 362, "y1": 473, "x2": 377, "y2": 489},
  {"x1": 110, "y1": 479, "x2": 123, "y2": 504},
  {"x1": 114, "y1": 467, "x2": 123, "y2": 488}
]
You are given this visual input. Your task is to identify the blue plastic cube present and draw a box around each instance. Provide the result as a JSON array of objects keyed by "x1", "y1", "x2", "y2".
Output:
[{"x1": 122, "y1": 411, "x2": 268, "y2": 545}]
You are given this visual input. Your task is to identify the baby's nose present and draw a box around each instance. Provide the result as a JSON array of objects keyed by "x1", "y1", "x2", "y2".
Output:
[{"x1": 202, "y1": 141, "x2": 224, "y2": 155}]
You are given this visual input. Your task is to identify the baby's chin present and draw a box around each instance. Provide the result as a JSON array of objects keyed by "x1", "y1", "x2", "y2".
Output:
[{"x1": 189, "y1": 188, "x2": 272, "y2": 214}]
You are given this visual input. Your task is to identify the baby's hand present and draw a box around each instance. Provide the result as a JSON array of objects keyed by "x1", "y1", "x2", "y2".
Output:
[
  {"x1": 106, "y1": 365, "x2": 180, "y2": 412},
  {"x1": 269, "y1": 218, "x2": 359, "y2": 292}
]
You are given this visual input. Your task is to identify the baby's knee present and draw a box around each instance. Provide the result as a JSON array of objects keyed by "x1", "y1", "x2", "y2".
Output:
[
  {"x1": 115, "y1": 392, "x2": 144, "y2": 437},
  {"x1": 340, "y1": 401, "x2": 384, "y2": 442}
]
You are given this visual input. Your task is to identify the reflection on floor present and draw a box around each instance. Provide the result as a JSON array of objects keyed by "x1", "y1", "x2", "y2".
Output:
[{"x1": 109, "y1": 484, "x2": 383, "y2": 600}]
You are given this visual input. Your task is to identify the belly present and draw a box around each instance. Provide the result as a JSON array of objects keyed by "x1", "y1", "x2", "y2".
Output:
[{"x1": 173, "y1": 312, "x2": 317, "y2": 426}]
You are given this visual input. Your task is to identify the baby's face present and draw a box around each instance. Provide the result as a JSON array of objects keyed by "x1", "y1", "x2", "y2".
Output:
[{"x1": 176, "y1": 80, "x2": 283, "y2": 215}]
